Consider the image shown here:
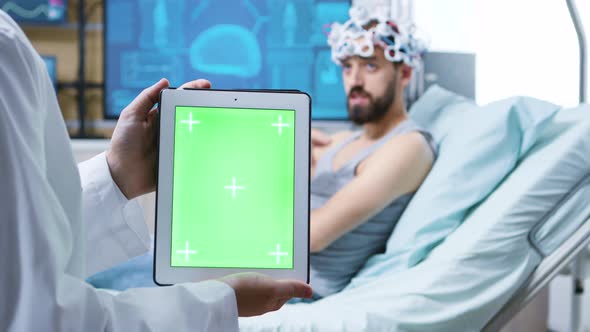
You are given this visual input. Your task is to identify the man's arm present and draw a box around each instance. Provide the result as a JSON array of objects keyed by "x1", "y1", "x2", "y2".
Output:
[{"x1": 310, "y1": 132, "x2": 434, "y2": 252}]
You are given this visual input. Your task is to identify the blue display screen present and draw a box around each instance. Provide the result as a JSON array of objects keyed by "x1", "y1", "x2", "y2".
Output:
[
  {"x1": 0, "y1": 0, "x2": 67, "y2": 24},
  {"x1": 104, "y1": 0, "x2": 350, "y2": 120}
]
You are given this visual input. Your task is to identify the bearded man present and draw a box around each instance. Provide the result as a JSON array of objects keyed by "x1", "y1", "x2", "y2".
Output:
[{"x1": 305, "y1": 6, "x2": 437, "y2": 300}]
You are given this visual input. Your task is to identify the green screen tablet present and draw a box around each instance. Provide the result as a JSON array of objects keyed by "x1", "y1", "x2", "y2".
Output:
[{"x1": 155, "y1": 89, "x2": 310, "y2": 285}]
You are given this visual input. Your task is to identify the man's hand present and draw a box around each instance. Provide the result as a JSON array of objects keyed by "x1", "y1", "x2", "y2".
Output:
[
  {"x1": 219, "y1": 273, "x2": 312, "y2": 317},
  {"x1": 106, "y1": 78, "x2": 211, "y2": 199},
  {"x1": 310, "y1": 128, "x2": 331, "y2": 169}
]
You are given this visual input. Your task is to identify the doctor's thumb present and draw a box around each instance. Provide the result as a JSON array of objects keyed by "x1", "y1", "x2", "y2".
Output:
[{"x1": 126, "y1": 78, "x2": 170, "y2": 115}]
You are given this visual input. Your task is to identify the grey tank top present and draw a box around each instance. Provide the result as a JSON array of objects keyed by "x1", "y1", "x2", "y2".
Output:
[{"x1": 309, "y1": 119, "x2": 437, "y2": 297}]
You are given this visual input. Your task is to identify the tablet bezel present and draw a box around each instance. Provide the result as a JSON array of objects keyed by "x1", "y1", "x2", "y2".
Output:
[{"x1": 154, "y1": 88, "x2": 310, "y2": 285}]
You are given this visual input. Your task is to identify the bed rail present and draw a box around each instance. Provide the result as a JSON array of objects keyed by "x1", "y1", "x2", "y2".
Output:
[{"x1": 482, "y1": 218, "x2": 590, "y2": 331}]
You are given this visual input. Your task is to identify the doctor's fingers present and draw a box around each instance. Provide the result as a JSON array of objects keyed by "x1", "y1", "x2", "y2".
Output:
[
  {"x1": 178, "y1": 79, "x2": 211, "y2": 90},
  {"x1": 125, "y1": 78, "x2": 170, "y2": 119}
]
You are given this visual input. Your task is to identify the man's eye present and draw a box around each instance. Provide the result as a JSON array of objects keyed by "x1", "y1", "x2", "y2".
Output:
[
  {"x1": 366, "y1": 63, "x2": 377, "y2": 71},
  {"x1": 342, "y1": 64, "x2": 352, "y2": 73}
]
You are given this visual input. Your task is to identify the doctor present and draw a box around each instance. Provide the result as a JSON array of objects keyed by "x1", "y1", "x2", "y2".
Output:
[{"x1": 0, "y1": 10, "x2": 311, "y2": 332}]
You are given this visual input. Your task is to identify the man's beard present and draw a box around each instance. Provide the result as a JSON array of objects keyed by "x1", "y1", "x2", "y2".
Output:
[{"x1": 347, "y1": 77, "x2": 397, "y2": 125}]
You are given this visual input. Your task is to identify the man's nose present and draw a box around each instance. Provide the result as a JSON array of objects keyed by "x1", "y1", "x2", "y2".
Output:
[{"x1": 350, "y1": 67, "x2": 364, "y2": 86}]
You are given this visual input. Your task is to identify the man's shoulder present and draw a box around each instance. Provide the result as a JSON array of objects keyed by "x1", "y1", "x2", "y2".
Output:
[
  {"x1": 386, "y1": 130, "x2": 431, "y2": 148},
  {"x1": 386, "y1": 131, "x2": 434, "y2": 159},
  {"x1": 364, "y1": 131, "x2": 435, "y2": 171}
]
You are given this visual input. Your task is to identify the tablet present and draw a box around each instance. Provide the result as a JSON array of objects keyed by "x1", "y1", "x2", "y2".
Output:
[{"x1": 154, "y1": 88, "x2": 310, "y2": 285}]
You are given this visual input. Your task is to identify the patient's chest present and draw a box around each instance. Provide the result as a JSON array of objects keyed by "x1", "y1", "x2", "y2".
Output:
[
  {"x1": 311, "y1": 133, "x2": 374, "y2": 201},
  {"x1": 331, "y1": 135, "x2": 373, "y2": 174}
]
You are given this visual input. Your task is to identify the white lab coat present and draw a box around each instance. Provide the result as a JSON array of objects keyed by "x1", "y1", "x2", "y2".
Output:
[{"x1": 0, "y1": 11, "x2": 238, "y2": 331}]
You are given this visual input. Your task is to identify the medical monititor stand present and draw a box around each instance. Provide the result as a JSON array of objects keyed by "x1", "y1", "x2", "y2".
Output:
[{"x1": 566, "y1": 0, "x2": 587, "y2": 331}]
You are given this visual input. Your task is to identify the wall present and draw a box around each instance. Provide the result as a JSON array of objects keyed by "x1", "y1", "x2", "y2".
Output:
[{"x1": 414, "y1": 0, "x2": 590, "y2": 107}]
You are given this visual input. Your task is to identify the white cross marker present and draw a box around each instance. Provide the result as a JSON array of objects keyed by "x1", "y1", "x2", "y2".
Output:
[
  {"x1": 176, "y1": 241, "x2": 197, "y2": 262},
  {"x1": 271, "y1": 115, "x2": 289, "y2": 135},
  {"x1": 181, "y1": 112, "x2": 200, "y2": 132},
  {"x1": 224, "y1": 177, "x2": 245, "y2": 199},
  {"x1": 268, "y1": 243, "x2": 289, "y2": 265}
]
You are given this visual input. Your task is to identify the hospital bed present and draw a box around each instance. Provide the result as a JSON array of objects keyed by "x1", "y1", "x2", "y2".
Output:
[{"x1": 89, "y1": 88, "x2": 590, "y2": 332}]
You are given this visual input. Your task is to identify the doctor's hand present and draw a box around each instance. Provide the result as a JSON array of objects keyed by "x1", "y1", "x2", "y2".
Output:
[
  {"x1": 106, "y1": 78, "x2": 211, "y2": 199},
  {"x1": 219, "y1": 273, "x2": 312, "y2": 317}
]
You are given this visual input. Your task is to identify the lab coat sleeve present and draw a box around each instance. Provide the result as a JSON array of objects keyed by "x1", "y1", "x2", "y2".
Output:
[
  {"x1": 78, "y1": 152, "x2": 152, "y2": 276},
  {"x1": 0, "y1": 14, "x2": 239, "y2": 331}
]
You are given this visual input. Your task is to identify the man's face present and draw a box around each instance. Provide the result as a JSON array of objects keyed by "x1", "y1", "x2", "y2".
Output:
[{"x1": 341, "y1": 46, "x2": 399, "y2": 125}]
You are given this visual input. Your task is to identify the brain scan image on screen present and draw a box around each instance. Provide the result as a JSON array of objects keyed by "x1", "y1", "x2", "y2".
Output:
[{"x1": 190, "y1": 24, "x2": 262, "y2": 78}]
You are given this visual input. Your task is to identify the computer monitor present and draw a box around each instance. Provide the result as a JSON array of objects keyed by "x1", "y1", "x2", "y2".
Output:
[
  {"x1": 41, "y1": 55, "x2": 57, "y2": 90},
  {"x1": 104, "y1": 0, "x2": 351, "y2": 120},
  {"x1": 0, "y1": 0, "x2": 67, "y2": 24}
]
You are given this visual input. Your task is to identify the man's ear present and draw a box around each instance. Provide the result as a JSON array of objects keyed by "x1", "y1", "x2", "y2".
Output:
[{"x1": 400, "y1": 64, "x2": 413, "y2": 87}]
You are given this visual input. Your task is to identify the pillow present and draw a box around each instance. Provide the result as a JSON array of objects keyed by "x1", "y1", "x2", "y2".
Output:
[
  {"x1": 409, "y1": 84, "x2": 476, "y2": 143},
  {"x1": 349, "y1": 88, "x2": 560, "y2": 281}
]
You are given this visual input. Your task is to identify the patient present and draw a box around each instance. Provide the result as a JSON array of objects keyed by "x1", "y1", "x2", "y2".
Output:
[{"x1": 306, "y1": 7, "x2": 436, "y2": 299}]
